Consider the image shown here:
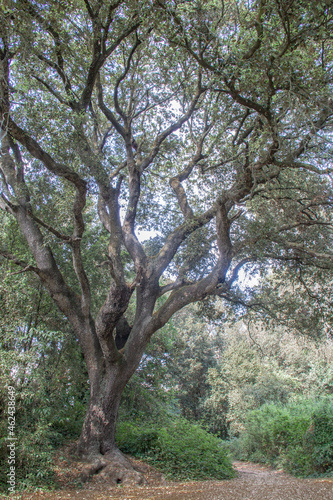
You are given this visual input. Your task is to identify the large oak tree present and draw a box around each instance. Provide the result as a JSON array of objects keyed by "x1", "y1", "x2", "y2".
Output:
[{"x1": 1, "y1": 0, "x2": 333, "y2": 480}]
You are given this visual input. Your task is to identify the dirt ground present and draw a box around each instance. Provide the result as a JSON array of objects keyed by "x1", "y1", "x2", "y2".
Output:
[{"x1": 5, "y1": 461, "x2": 333, "y2": 500}]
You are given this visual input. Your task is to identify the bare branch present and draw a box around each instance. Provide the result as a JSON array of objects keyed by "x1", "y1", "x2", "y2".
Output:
[
  {"x1": 33, "y1": 75, "x2": 69, "y2": 106},
  {"x1": 113, "y1": 35, "x2": 142, "y2": 122},
  {"x1": 274, "y1": 159, "x2": 333, "y2": 176},
  {"x1": 139, "y1": 77, "x2": 206, "y2": 172},
  {"x1": 110, "y1": 160, "x2": 127, "y2": 180},
  {"x1": 169, "y1": 122, "x2": 211, "y2": 219},
  {"x1": 80, "y1": 20, "x2": 140, "y2": 111},
  {"x1": 26, "y1": 210, "x2": 72, "y2": 242},
  {"x1": 242, "y1": 0, "x2": 266, "y2": 60},
  {"x1": 153, "y1": 205, "x2": 217, "y2": 280},
  {"x1": 290, "y1": 104, "x2": 333, "y2": 160},
  {"x1": 281, "y1": 240, "x2": 333, "y2": 262},
  {"x1": 83, "y1": 0, "x2": 95, "y2": 19},
  {"x1": 158, "y1": 278, "x2": 190, "y2": 297},
  {"x1": 0, "y1": 249, "x2": 39, "y2": 275},
  {"x1": 21, "y1": 1, "x2": 74, "y2": 98},
  {"x1": 227, "y1": 258, "x2": 253, "y2": 287}
]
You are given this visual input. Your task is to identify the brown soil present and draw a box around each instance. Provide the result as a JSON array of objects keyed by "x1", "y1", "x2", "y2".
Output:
[{"x1": 3, "y1": 451, "x2": 333, "y2": 500}]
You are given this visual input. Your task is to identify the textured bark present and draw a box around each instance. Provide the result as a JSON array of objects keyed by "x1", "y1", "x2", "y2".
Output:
[
  {"x1": 77, "y1": 366, "x2": 126, "y2": 458},
  {"x1": 77, "y1": 317, "x2": 152, "y2": 459}
]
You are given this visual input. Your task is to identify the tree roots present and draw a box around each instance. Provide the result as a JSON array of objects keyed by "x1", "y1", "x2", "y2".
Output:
[{"x1": 79, "y1": 449, "x2": 164, "y2": 486}]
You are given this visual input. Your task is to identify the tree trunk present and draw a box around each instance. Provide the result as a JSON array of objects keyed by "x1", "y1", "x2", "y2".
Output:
[
  {"x1": 75, "y1": 290, "x2": 158, "y2": 483},
  {"x1": 76, "y1": 357, "x2": 151, "y2": 486},
  {"x1": 77, "y1": 363, "x2": 128, "y2": 458}
]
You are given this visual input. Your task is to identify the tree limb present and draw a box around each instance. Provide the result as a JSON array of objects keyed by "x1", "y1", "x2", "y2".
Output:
[{"x1": 0, "y1": 249, "x2": 39, "y2": 275}]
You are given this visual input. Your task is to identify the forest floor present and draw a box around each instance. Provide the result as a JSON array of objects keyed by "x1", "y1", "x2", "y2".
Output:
[{"x1": 3, "y1": 457, "x2": 333, "y2": 500}]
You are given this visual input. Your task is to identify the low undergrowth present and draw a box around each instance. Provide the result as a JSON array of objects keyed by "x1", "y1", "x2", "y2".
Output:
[
  {"x1": 116, "y1": 418, "x2": 235, "y2": 480},
  {"x1": 232, "y1": 396, "x2": 333, "y2": 477}
]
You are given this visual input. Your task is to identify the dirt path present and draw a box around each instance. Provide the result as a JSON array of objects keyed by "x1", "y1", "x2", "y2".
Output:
[{"x1": 7, "y1": 461, "x2": 333, "y2": 500}]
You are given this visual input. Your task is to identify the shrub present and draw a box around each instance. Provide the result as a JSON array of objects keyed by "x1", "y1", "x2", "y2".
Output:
[
  {"x1": 115, "y1": 421, "x2": 160, "y2": 455},
  {"x1": 116, "y1": 418, "x2": 235, "y2": 480},
  {"x1": 235, "y1": 397, "x2": 333, "y2": 477},
  {"x1": 0, "y1": 423, "x2": 57, "y2": 493}
]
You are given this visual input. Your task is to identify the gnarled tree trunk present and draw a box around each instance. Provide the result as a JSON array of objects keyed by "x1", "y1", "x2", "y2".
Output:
[
  {"x1": 75, "y1": 315, "x2": 155, "y2": 485},
  {"x1": 77, "y1": 366, "x2": 126, "y2": 458}
]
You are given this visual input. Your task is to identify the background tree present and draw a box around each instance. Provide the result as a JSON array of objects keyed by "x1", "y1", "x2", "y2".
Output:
[
  {"x1": 166, "y1": 307, "x2": 224, "y2": 428},
  {"x1": 1, "y1": 0, "x2": 333, "y2": 481},
  {"x1": 204, "y1": 319, "x2": 333, "y2": 437}
]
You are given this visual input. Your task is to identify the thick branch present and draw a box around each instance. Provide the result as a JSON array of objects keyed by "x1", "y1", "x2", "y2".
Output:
[
  {"x1": 95, "y1": 284, "x2": 132, "y2": 364},
  {"x1": 150, "y1": 264, "x2": 222, "y2": 334},
  {"x1": 71, "y1": 182, "x2": 91, "y2": 318},
  {"x1": 153, "y1": 160, "x2": 256, "y2": 280},
  {"x1": 169, "y1": 126, "x2": 209, "y2": 219},
  {"x1": 80, "y1": 20, "x2": 140, "y2": 111},
  {"x1": 97, "y1": 74, "x2": 127, "y2": 138},
  {"x1": 122, "y1": 165, "x2": 147, "y2": 269},
  {"x1": 1, "y1": 119, "x2": 88, "y2": 334},
  {"x1": 215, "y1": 199, "x2": 233, "y2": 282},
  {"x1": 7, "y1": 118, "x2": 86, "y2": 189},
  {"x1": 98, "y1": 184, "x2": 126, "y2": 286}
]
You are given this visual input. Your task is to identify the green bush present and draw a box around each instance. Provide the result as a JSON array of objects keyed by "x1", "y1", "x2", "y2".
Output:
[
  {"x1": 235, "y1": 397, "x2": 333, "y2": 477},
  {"x1": 116, "y1": 418, "x2": 235, "y2": 480},
  {"x1": 0, "y1": 423, "x2": 57, "y2": 493},
  {"x1": 115, "y1": 421, "x2": 160, "y2": 455}
]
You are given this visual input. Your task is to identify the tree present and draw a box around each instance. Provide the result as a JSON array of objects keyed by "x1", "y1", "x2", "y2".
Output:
[
  {"x1": 204, "y1": 319, "x2": 333, "y2": 437},
  {"x1": 1, "y1": 0, "x2": 333, "y2": 480},
  {"x1": 165, "y1": 307, "x2": 224, "y2": 426}
]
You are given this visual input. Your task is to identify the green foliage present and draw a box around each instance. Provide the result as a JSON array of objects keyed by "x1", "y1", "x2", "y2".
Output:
[
  {"x1": 116, "y1": 418, "x2": 235, "y2": 481},
  {"x1": 1, "y1": 0, "x2": 333, "y2": 484},
  {"x1": 162, "y1": 307, "x2": 226, "y2": 432},
  {"x1": 204, "y1": 321, "x2": 333, "y2": 438},
  {"x1": 118, "y1": 322, "x2": 179, "y2": 421},
  {"x1": 0, "y1": 262, "x2": 88, "y2": 492},
  {"x1": 234, "y1": 397, "x2": 333, "y2": 477},
  {"x1": 153, "y1": 420, "x2": 235, "y2": 480},
  {"x1": 0, "y1": 346, "x2": 87, "y2": 492},
  {"x1": 115, "y1": 422, "x2": 160, "y2": 456},
  {"x1": 310, "y1": 400, "x2": 333, "y2": 475}
]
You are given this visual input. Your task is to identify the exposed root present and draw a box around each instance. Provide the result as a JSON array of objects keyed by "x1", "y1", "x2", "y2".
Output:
[
  {"x1": 94, "y1": 449, "x2": 147, "y2": 486},
  {"x1": 79, "y1": 449, "x2": 163, "y2": 486},
  {"x1": 80, "y1": 456, "x2": 108, "y2": 483}
]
